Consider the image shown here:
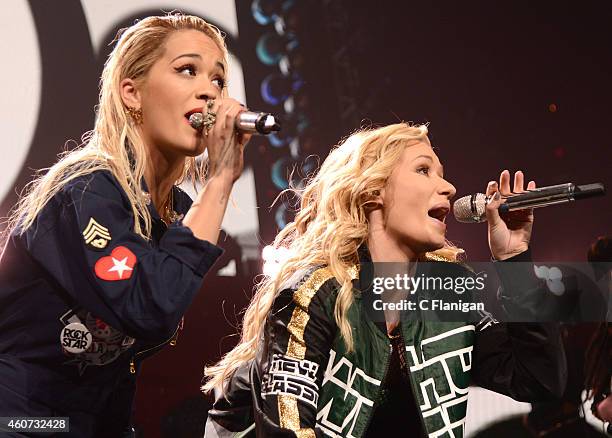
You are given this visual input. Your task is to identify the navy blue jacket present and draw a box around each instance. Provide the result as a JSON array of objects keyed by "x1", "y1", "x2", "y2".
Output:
[{"x1": 0, "y1": 170, "x2": 222, "y2": 436}]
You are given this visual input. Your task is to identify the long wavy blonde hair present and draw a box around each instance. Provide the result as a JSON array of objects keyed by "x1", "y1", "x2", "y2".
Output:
[
  {"x1": 3, "y1": 13, "x2": 227, "y2": 243},
  {"x1": 203, "y1": 123, "x2": 463, "y2": 393}
]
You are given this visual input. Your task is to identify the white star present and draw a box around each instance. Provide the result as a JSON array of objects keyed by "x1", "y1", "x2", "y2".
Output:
[{"x1": 108, "y1": 256, "x2": 133, "y2": 279}]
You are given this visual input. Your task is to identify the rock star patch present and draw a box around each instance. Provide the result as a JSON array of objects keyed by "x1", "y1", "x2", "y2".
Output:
[
  {"x1": 94, "y1": 246, "x2": 136, "y2": 281},
  {"x1": 59, "y1": 308, "x2": 135, "y2": 375},
  {"x1": 60, "y1": 322, "x2": 92, "y2": 354},
  {"x1": 82, "y1": 217, "x2": 112, "y2": 249}
]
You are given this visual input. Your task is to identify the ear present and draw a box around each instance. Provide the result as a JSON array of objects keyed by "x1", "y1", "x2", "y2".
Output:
[
  {"x1": 364, "y1": 189, "x2": 384, "y2": 214},
  {"x1": 372, "y1": 188, "x2": 385, "y2": 207},
  {"x1": 120, "y1": 78, "x2": 141, "y2": 109}
]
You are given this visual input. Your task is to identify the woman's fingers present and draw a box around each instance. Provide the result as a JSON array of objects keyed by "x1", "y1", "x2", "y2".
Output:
[
  {"x1": 513, "y1": 170, "x2": 524, "y2": 193},
  {"x1": 499, "y1": 169, "x2": 511, "y2": 196},
  {"x1": 485, "y1": 180, "x2": 502, "y2": 225}
]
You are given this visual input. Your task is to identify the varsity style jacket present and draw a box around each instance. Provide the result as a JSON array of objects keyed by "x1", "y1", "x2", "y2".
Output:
[
  {"x1": 0, "y1": 170, "x2": 222, "y2": 437},
  {"x1": 205, "y1": 248, "x2": 567, "y2": 438}
]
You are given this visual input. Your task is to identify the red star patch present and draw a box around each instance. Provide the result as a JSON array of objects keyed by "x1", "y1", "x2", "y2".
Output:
[{"x1": 94, "y1": 246, "x2": 137, "y2": 281}]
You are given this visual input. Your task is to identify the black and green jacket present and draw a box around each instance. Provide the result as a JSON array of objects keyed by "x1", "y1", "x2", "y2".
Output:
[{"x1": 205, "y1": 248, "x2": 567, "y2": 437}]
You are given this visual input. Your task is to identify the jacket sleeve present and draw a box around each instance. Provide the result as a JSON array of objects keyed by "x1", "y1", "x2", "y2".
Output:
[
  {"x1": 253, "y1": 269, "x2": 338, "y2": 437},
  {"x1": 23, "y1": 172, "x2": 222, "y2": 341},
  {"x1": 204, "y1": 360, "x2": 256, "y2": 438},
  {"x1": 471, "y1": 249, "x2": 568, "y2": 401}
]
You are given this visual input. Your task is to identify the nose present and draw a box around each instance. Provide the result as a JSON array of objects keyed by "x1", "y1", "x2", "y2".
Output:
[
  {"x1": 196, "y1": 78, "x2": 221, "y2": 102},
  {"x1": 440, "y1": 177, "x2": 456, "y2": 200}
]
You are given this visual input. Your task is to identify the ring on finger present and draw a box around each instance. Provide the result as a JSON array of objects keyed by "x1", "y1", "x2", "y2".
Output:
[{"x1": 202, "y1": 100, "x2": 216, "y2": 135}]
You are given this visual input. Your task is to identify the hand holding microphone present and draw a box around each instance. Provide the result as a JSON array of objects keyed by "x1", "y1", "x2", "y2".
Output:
[
  {"x1": 478, "y1": 170, "x2": 538, "y2": 260},
  {"x1": 453, "y1": 170, "x2": 605, "y2": 260},
  {"x1": 453, "y1": 179, "x2": 606, "y2": 223},
  {"x1": 188, "y1": 99, "x2": 281, "y2": 135}
]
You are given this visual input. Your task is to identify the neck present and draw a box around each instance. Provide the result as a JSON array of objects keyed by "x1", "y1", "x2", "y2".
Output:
[
  {"x1": 144, "y1": 146, "x2": 185, "y2": 214},
  {"x1": 367, "y1": 210, "x2": 419, "y2": 264}
]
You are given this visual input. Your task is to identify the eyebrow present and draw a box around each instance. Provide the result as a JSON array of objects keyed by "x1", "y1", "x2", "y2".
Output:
[
  {"x1": 170, "y1": 53, "x2": 225, "y2": 73},
  {"x1": 413, "y1": 155, "x2": 445, "y2": 175}
]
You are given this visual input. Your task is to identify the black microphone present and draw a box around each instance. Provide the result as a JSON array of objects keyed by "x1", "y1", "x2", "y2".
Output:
[
  {"x1": 189, "y1": 111, "x2": 281, "y2": 135},
  {"x1": 453, "y1": 182, "x2": 606, "y2": 223}
]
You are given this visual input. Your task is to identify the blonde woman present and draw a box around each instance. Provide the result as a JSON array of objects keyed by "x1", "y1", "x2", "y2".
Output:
[
  {"x1": 203, "y1": 123, "x2": 566, "y2": 437},
  {"x1": 0, "y1": 13, "x2": 248, "y2": 437}
]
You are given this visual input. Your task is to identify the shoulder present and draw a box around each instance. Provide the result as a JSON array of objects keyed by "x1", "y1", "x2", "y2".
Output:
[
  {"x1": 62, "y1": 169, "x2": 129, "y2": 204},
  {"x1": 272, "y1": 265, "x2": 357, "y2": 317}
]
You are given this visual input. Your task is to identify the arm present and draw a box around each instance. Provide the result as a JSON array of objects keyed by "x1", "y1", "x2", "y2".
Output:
[
  {"x1": 24, "y1": 172, "x2": 222, "y2": 342},
  {"x1": 253, "y1": 272, "x2": 338, "y2": 437},
  {"x1": 471, "y1": 249, "x2": 567, "y2": 401},
  {"x1": 183, "y1": 98, "x2": 249, "y2": 245}
]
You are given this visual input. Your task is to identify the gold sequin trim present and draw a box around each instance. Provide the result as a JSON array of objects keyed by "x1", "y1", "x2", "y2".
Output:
[
  {"x1": 278, "y1": 265, "x2": 358, "y2": 434},
  {"x1": 285, "y1": 267, "x2": 334, "y2": 360},
  {"x1": 278, "y1": 394, "x2": 300, "y2": 430},
  {"x1": 295, "y1": 429, "x2": 316, "y2": 438}
]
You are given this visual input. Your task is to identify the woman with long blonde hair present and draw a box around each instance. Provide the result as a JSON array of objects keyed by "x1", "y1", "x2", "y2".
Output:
[
  {"x1": 203, "y1": 123, "x2": 566, "y2": 437},
  {"x1": 0, "y1": 12, "x2": 248, "y2": 437}
]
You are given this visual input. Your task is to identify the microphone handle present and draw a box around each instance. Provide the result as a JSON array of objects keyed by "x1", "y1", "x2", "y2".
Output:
[
  {"x1": 499, "y1": 182, "x2": 605, "y2": 213},
  {"x1": 235, "y1": 112, "x2": 280, "y2": 134}
]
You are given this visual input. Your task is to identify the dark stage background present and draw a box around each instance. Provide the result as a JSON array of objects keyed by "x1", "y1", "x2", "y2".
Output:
[{"x1": 1, "y1": 1, "x2": 610, "y2": 436}]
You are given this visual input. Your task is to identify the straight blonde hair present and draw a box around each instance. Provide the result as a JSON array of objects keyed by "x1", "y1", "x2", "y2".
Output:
[{"x1": 3, "y1": 13, "x2": 227, "y2": 244}]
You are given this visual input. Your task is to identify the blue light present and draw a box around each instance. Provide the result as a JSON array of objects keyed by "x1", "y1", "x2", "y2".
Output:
[
  {"x1": 256, "y1": 33, "x2": 287, "y2": 66},
  {"x1": 261, "y1": 73, "x2": 304, "y2": 105}
]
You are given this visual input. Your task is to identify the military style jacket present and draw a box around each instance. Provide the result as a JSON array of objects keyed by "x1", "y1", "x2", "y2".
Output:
[
  {"x1": 205, "y1": 248, "x2": 567, "y2": 438},
  {"x1": 0, "y1": 170, "x2": 222, "y2": 437}
]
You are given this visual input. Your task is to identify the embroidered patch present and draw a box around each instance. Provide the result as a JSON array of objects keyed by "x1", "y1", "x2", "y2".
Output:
[
  {"x1": 82, "y1": 217, "x2": 112, "y2": 249},
  {"x1": 261, "y1": 354, "x2": 319, "y2": 407},
  {"x1": 94, "y1": 246, "x2": 136, "y2": 281}
]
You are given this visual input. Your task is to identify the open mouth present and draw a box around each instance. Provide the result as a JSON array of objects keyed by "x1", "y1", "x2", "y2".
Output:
[
  {"x1": 184, "y1": 108, "x2": 204, "y2": 122},
  {"x1": 427, "y1": 205, "x2": 449, "y2": 225}
]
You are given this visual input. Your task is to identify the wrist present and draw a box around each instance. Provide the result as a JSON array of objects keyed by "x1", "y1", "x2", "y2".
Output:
[
  {"x1": 206, "y1": 171, "x2": 233, "y2": 192},
  {"x1": 493, "y1": 245, "x2": 529, "y2": 261}
]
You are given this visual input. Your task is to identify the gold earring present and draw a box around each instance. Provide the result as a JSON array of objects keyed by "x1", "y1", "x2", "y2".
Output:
[{"x1": 126, "y1": 107, "x2": 143, "y2": 124}]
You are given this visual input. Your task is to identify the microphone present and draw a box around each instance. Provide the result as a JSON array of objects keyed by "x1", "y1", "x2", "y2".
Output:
[
  {"x1": 453, "y1": 182, "x2": 606, "y2": 223},
  {"x1": 189, "y1": 111, "x2": 281, "y2": 135}
]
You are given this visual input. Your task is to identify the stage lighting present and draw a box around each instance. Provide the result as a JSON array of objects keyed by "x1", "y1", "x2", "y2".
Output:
[
  {"x1": 262, "y1": 244, "x2": 292, "y2": 276},
  {"x1": 256, "y1": 33, "x2": 295, "y2": 66},
  {"x1": 271, "y1": 157, "x2": 291, "y2": 189},
  {"x1": 268, "y1": 129, "x2": 296, "y2": 148},
  {"x1": 251, "y1": 0, "x2": 296, "y2": 25},
  {"x1": 261, "y1": 73, "x2": 304, "y2": 105}
]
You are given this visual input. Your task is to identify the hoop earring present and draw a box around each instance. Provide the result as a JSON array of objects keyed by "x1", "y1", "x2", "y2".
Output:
[{"x1": 126, "y1": 107, "x2": 143, "y2": 124}]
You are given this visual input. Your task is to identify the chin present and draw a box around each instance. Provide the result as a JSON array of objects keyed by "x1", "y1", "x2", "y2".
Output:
[{"x1": 421, "y1": 235, "x2": 446, "y2": 253}]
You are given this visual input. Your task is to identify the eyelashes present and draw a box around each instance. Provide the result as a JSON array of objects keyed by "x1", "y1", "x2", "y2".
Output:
[
  {"x1": 175, "y1": 63, "x2": 196, "y2": 76},
  {"x1": 417, "y1": 166, "x2": 430, "y2": 175},
  {"x1": 212, "y1": 77, "x2": 226, "y2": 89},
  {"x1": 174, "y1": 63, "x2": 226, "y2": 89}
]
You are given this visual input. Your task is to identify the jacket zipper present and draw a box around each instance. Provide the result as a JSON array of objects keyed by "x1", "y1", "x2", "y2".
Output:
[
  {"x1": 361, "y1": 342, "x2": 392, "y2": 435},
  {"x1": 129, "y1": 318, "x2": 183, "y2": 374}
]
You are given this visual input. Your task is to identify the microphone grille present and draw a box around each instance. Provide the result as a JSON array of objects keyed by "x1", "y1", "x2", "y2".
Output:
[
  {"x1": 453, "y1": 193, "x2": 488, "y2": 223},
  {"x1": 189, "y1": 112, "x2": 204, "y2": 129}
]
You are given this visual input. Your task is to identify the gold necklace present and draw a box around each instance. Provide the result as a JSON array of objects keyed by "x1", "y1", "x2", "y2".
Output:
[{"x1": 144, "y1": 189, "x2": 183, "y2": 225}]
